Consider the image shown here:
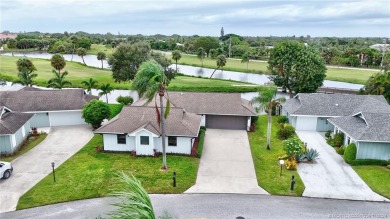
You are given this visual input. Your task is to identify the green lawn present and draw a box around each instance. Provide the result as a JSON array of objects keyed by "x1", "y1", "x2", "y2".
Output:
[
  {"x1": 88, "y1": 44, "x2": 113, "y2": 56},
  {"x1": 0, "y1": 55, "x2": 256, "y2": 92},
  {"x1": 17, "y1": 134, "x2": 200, "y2": 210},
  {"x1": 1, "y1": 134, "x2": 47, "y2": 162},
  {"x1": 353, "y1": 166, "x2": 390, "y2": 199},
  {"x1": 248, "y1": 116, "x2": 305, "y2": 196}
]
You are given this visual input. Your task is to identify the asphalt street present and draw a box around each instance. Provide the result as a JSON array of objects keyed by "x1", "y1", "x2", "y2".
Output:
[{"x1": 1, "y1": 194, "x2": 389, "y2": 219}]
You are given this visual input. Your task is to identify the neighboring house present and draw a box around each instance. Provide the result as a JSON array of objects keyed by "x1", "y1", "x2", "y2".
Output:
[
  {"x1": 0, "y1": 106, "x2": 34, "y2": 154},
  {"x1": 95, "y1": 106, "x2": 201, "y2": 156},
  {"x1": 0, "y1": 87, "x2": 97, "y2": 127},
  {"x1": 133, "y1": 92, "x2": 257, "y2": 130},
  {"x1": 281, "y1": 93, "x2": 390, "y2": 161}
]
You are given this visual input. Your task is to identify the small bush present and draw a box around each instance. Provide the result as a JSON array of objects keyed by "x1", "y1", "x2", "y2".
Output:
[
  {"x1": 336, "y1": 146, "x2": 345, "y2": 155},
  {"x1": 325, "y1": 130, "x2": 332, "y2": 139},
  {"x1": 251, "y1": 116, "x2": 259, "y2": 124},
  {"x1": 333, "y1": 133, "x2": 344, "y2": 147},
  {"x1": 277, "y1": 115, "x2": 288, "y2": 124},
  {"x1": 344, "y1": 143, "x2": 357, "y2": 163},
  {"x1": 277, "y1": 124, "x2": 295, "y2": 140},
  {"x1": 283, "y1": 137, "x2": 302, "y2": 158},
  {"x1": 197, "y1": 129, "x2": 206, "y2": 158},
  {"x1": 349, "y1": 159, "x2": 390, "y2": 166},
  {"x1": 116, "y1": 95, "x2": 133, "y2": 105},
  {"x1": 387, "y1": 165, "x2": 390, "y2": 169},
  {"x1": 285, "y1": 158, "x2": 297, "y2": 170},
  {"x1": 326, "y1": 138, "x2": 336, "y2": 147}
]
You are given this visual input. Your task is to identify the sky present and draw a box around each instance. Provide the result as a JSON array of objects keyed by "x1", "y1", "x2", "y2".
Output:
[{"x1": 1, "y1": 0, "x2": 390, "y2": 37}]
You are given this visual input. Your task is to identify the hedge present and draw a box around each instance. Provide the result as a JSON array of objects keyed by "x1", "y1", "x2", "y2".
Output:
[{"x1": 197, "y1": 129, "x2": 206, "y2": 158}]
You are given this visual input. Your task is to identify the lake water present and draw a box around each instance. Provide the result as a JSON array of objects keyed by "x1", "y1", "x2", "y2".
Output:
[{"x1": 2, "y1": 52, "x2": 364, "y2": 90}]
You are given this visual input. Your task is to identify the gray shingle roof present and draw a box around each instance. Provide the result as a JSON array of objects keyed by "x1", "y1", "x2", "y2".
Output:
[
  {"x1": 0, "y1": 88, "x2": 98, "y2": 112},
  {"x1": 328, "y1": 112, "x2": 390, "y2": 142},
  {"x1": 0, "y1": 111, "x2": 34, "y2": 135},
  {"x1": 282, "y1": 93, "x2": 390, "y2": 116},
  {"x1": 133, "y1": 92, "x2": 257, "y2": 116},
  {"x1": 95, "y1": 106, "x2": 202, "y2": 137}
]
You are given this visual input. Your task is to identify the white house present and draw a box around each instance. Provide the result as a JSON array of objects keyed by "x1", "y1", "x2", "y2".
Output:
[{"x1": 95, "y1": 106, "x2": 202, "y2": 156}]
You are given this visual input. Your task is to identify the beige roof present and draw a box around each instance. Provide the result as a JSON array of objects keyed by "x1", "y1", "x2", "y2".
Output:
[
  {"x1": 95, "y1": 106, "x2": 201, "y2": 137},
  {"x1": 0, "y1": 109, "x2": 34, "y2": 135},
  {"x1": 133, "y1": 92, "x2": 256, "y2": 116},
  {"x1": 0, "y1": 87, "x2": 98, "y2": 112}
]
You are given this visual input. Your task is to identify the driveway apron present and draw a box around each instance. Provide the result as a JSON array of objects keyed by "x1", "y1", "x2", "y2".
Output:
[
  {"x1": 186, "y1": 129, "x2": 268, "y2": 194},
  {"x1": 0, "y1": 125, "x2": 93, "y2": 213},
  {"x1": 296, "y1": 131, "x2": 388, "y2": 202}
]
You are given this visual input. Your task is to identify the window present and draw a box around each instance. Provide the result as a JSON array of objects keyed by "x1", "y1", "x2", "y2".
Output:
[
  {"x1": 117, "y1": 134, "x2": 126, "y2": 144},
  {"x1": 168, "y1": 136, "x2": 177, "y2": 146},
  {"x1": 140, "y1": 136, "x2": 149, "y2": 145}
]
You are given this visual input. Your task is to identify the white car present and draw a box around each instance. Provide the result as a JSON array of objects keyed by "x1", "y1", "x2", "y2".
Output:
[{"x1": 0, "y1": 161, "x2": 13, "y2": 179}]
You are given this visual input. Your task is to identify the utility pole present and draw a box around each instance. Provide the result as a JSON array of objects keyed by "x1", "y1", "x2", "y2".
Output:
[
  {"x1": 380, "y1": 38, "x2": 387, "y2": 71},
  {"x1": 228, "y1": 36, "x2": 232, "y2": 58}
]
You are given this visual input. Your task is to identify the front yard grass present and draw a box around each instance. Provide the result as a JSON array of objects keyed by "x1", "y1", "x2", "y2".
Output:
[
  {"x1": 248, "y1": 115, "x2": 305, "y2": 196},
  {"x1": 1, "y1": 134, "x2": 48, "y2": 162},
  {"x1": 17, "y1": 135, "x2": 199, "y2": 210},
  {"x1": 353, "y1": 166, "x2": 390, "y2": 199}
]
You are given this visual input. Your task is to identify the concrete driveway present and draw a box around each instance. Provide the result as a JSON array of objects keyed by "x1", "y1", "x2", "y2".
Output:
[
  {"x1": 0, "y1": 125, "x2": 93, "y2": 213},
  {"x1": 296, "y1": 131, "x2": 388, "y2": 202},
  {"x1": 185, "y1": 129, "x2": 268, "y2": 194}
]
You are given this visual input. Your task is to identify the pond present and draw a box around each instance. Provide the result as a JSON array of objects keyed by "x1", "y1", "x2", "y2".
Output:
[{"x1": 2, "y1": 52, "x2": 364, "y2": 90}]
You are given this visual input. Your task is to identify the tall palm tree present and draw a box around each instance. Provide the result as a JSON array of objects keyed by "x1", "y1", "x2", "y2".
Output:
[
  {"x1": 252, "y1": 86, "x2": 285, "y2": 150},
  {"x1": 99, "y1": 83, "x2": 114, "y2": 103},
  {"x1": 360, "y1": 71, "x2": 390, "y2": 103},
  {"x1": 110, "y1": 172, "x2": 156, "y2": 219},
  {"x1": 171, "y1": 50, "x2": 181, "y2": 73},
  {"x1": 69, "y1": 35, "x2": 78, "y2": 62},
  {"x1": 81, "y1": 78, "x2": 98, "y2": 95},
  {"x1": 13, "y1": 68, "x2": 37, "y2": 87},
  {"x1": 132, "y1": 60, "x2": 170, "y2": 170},
  {"x1": 77, "y1": 47, "x2": 87, "y2": 65},
  {"x1": 197, "y1": 47, "x2": 205, "y2": 67},
  {"x1": 216, "y1": 54, "x2": 227, "y2": 73},
  {"x1": 241, "y1": 52, "x2": 250, "y2": 72},
  {"x1": 97, "y1": 51, "x2": 106, "y2": 69},
  {"x1": 47, "y1": 70, "x2": 72, "y2": 89}
]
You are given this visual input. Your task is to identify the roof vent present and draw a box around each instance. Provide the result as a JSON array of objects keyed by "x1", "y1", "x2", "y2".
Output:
[
  {"x1": 183, "y1": 108, "x2": 186, "y2": 113},
  {"x1": 335, "y1": 103, "x2": 339, "y2": 106},
  {"x1": 180, "y1": 92, "x2": 183, "y2": 95}
]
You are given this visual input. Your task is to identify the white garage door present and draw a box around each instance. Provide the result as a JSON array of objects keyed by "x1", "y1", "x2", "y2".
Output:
[{"x1": 49, "y1": 111, "x2": 86, "y2": 126}]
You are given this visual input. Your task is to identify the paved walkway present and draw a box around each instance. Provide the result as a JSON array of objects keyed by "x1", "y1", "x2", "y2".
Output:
[
  {"x1": 296, "y1": 131, "x2": 388, "y2": 202},
  {"x1": 185, "y1": 129, "x2": 268, "y2": 194},
  {"x1": 0, "y1": 125, "x2": 93, "y2": 213}
]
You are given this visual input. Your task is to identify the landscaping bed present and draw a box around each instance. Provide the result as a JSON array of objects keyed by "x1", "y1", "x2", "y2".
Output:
[
  {"x1": 0, "y1": 133, "x2": 48, "y2": 162},
  {"x1": 248, "y1": 115, "x2": 305, "y2": 196}
]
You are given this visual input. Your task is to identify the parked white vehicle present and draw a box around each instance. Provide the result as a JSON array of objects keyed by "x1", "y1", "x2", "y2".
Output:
[{"x1": 0, "y1": 161, "x2": 13, "y2": 179}]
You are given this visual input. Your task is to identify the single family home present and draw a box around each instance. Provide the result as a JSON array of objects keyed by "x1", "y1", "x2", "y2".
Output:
[{"x1": 281, "y1": 93, "x2": 390, "y2": 161}]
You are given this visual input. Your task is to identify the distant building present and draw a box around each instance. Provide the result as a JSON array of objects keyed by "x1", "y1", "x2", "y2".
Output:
[
  {"x1": 369, "y1": 44, "x2": 389, "y2": 51},
  {"x1": 0, "y1": 33, "x2": 17, "y2": 40}
]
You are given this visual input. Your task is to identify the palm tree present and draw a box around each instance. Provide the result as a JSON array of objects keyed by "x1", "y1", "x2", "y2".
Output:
[
  {"x1": 216, "y1": 54, "x2": 227, "y2": 73},
  {"x1": 99, "y1": 83, "x2": 114, "y2": 103},
  {"x1": 97, "y1": 51, "x2": 106, "y2": 69},
  {"x1": 13, "y1": 68, "x2": 37, "y2": 87},
  {"x1": 51, "y1": 54, "x2": 66, "y2": 74},
  {"x1": 77, "y1": 47, "x2": 87, "y2": 65},
  {"x1": 132, "y1": 60, "x2": 170, "y2": 170},
  {"x1": 47, "y1": 70, "x2": 72, "y2": 89},
  {"x1": 197, "y1": 47, "x2": 205, "y2": 67},
  {"x1": 171, "y1": 50, "x2": 181, "y2": 73},
  {"x1": 241, "y1": 52, "x2": 250, "y2": 72},
  {"x1": 81, "y1": 78, "x2": 98, "y2": 95},
  {"x1": 360, "y1": 71, "x2": 390, "y2": 103},
  {"x1": 69, "y1": 35, "x2": 78, "y2": 62},
  {"x1": 252, "y1": 86, "x2": 285, "y2": 150},
  {"x1": 110, "y1": 173, "x2": 156, "y2": 219}
]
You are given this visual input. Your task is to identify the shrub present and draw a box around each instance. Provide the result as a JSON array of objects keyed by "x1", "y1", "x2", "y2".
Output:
[
  {"x1": 82, "y1": 99, "x2": 111, "y2": 129},
  {"x1": 325, "y1": 130, "x2": 332, "y2": 139},
  {"x1": 197, "y1": 129, "x2": 206, "y2": 158},
  {"x1": 349, "y1": 159, "x2": 389, "y2": 166},
  {"x1": 251, "y1": 116, "x2": 259, "y2": 124},
  {"x1": 283, "y1": 138, "x2": 302, "y2": 158},
  {"x1": 344, "y1": 143, "x2": 357, "y2": 163},
  {"x1": 285, "y1": 158, "x2": 297, "y2": 170},
  {"x1": 277, "y1": 115, "x2": 288, "y2": 124},
  {"x1": 333, "y1": 133, "x2": 344, "y2": 147},
  {"x1": 277, "y1": 124, "x2": 295, "y2": 140},
  {"x1": 305, "y1": 148, "x2": 320, "y2": 161},
  {"x1": 387, "y1": 165, "x2": 390, "y2": 169},
  {"x1": 116, "y1": 95, "x2": 133, "y2": 105},
  {"x1": 336, "y1": 146, "x2": 345, "y2": 155}
]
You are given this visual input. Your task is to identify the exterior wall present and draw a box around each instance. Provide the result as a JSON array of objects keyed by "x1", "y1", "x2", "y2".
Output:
[
  {"x1": 295, "y1": 116, "x2": 318, "y2": 131},
  {"x1": 200, "y1": 115, "x2": 206, "y2": 126},
  {"x1": 154, "y1": 136, "x2": 193, "y2": 155},
  {"x1": 49, "y1": 111, "x2": 86, "y2": 126},
  {"x1": 135, "y1": 130, "x2": 155, "y2": 156},
  {"x1": 0, "y1": 135, "x2": 11, "y2": 154},
  {"x1": 316, "y1": 117, "x2": 335, "y2": 132},
  {"x1": 30, "y1": 113, "x2": 50, "y2": 127},
  {"x1": 102, "y1": 134, "x2": 135, "y2": 152},
  {"x1": 357, "y1": 142, "x2": 390, "y2": 161}
]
